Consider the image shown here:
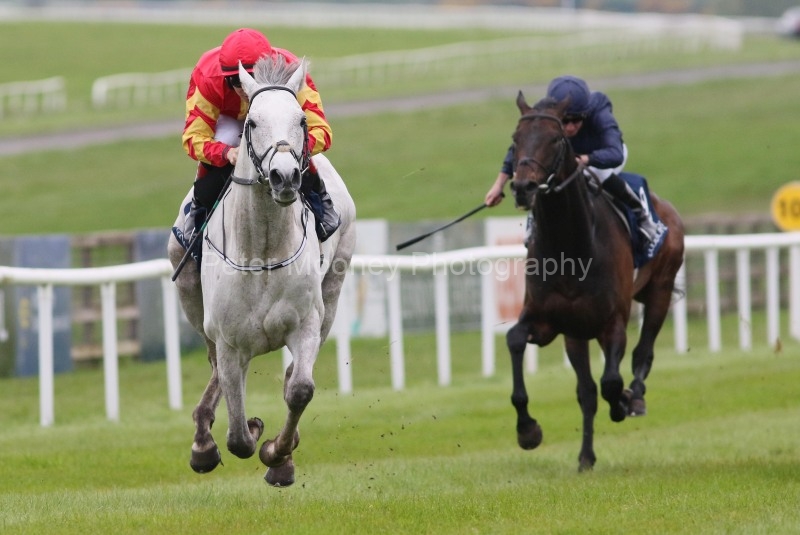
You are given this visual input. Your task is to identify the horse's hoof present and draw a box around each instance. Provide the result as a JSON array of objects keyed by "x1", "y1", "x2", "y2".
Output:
[
  {"x1": 629, "y1": 398, "x2": 647, "y2": 416},
  {"x1": 258, "y1": 431, "x2": 301, "y2": 467},
  {"x1": 609, "y1": 388, "x2": 632, "y2": 422},
  {"x1": 248, "y1": 417, "x2": 265, "y2": 440},
  {"x1": 190, "y1": 446, "x2": 222, "y2": 474},
  {"x1": 260, "y1": 439, "x2": 287, "y2": 467},
  {"x1": 578, "y1": 458, "x2": 595, "y2": 472},
  {"x1": 264, "y1": 458, "x2": 295, "y2": 487},
  {"x1": 517, "y1": 421, "x2": 543, "y2": 450},
  {"x1": 609, "y1": 403, "x2": 627, "y2": 423}
]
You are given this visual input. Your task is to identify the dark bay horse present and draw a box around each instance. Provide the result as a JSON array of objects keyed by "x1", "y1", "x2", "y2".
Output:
[{"x1": 506, "y1": 92, "x2": 685, "y2": 471}]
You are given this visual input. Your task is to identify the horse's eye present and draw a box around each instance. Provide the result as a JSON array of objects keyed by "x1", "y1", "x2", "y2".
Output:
[
  {"x1": 300, "y1": 117, "x2": 307, "y2": 127},
  {"x1": 247, "y1": 119, "x2": 257, "y2": 129}
]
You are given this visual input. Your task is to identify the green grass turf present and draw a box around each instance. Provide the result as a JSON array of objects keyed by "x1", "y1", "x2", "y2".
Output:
[
  {"x1": 0, "y1": 330, "x2": 797, "y2": 534},
  {"x1": 2, "y1": 73, "x2": 799, "y2": 235}
]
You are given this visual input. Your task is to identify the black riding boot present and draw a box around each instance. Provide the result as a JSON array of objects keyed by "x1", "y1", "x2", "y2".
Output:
[
  {"x1": 602, "y1": 174, "x2": 662, "y2": 244},
  {"x1": 301, "y1": 168, "x2": 341, "y2": 242},
  {"x1": 181, "y1": 198, "x2": 206, "y2": 265},
  {"x1": 183, "y1": 162, "x2": 232, "y2": 266},
  {"x1": 183, "y1": 198, "x2": 207, "y2": 243}
]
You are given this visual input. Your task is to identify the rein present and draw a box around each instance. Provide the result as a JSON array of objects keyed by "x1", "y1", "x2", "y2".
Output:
[
  {"x1": 209, "y1": 83, "x2": 312, "y2": 272},
  {"x1": 205, "y1": 196, "x2": 311, "y2": 272}
]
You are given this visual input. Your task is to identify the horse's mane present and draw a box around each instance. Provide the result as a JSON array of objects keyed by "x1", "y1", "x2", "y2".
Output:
[
  {"x1": 252, "y1": 54, "x2": 303, "y2": 86},
  {"x1": 532, "y1": 96, "x2": 561, "y2": 114}
]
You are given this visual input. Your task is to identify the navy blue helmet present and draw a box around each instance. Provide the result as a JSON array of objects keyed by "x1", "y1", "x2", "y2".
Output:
[{"x1": 547, "y1": 75, "x2": 591, "y2": 116}]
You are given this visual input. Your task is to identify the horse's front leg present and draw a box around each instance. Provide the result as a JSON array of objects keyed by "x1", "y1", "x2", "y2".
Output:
[
  {"x1": 260, "y1": 330, "x2": 320, "y2": 487},
  {"x1": 190, "y1": 337, "x2": 225, "y2": 473},
  {"x1": 217, "y1": 345, "x2": 264, "y2": 460},
  {"x1": 506, "y1": 320, "x2": 544, "y2": 451},
  {"x1": 564, "y1": 337, "x2": 597, "y2": 471},
  {"x1": 598, "y1": 318, "x2": 630, "y2": 423}
]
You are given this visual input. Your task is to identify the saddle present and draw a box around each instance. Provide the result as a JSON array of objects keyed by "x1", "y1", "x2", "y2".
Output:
[{"x1": 588, "y1": 172, "x2": 668, "y2": 268}]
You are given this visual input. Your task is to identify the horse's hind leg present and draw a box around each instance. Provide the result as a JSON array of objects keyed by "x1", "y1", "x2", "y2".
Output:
[
  {"x1": 319, "y1": 226, "x2": 355, "y2": 343},
  {"x1": 629, "y1": 285, "x2": 674, "y2": 416},
  {"x1": 260, "y1": 329, "x2": 320, "y2": 487},
  {"x1": 598, "y1": 318, "x2": 630, "y2": 423},
  {"x1": 564, "y1": 337, "x2": 597, "y2": 471},
  {"x1": 506, "y1": 321, "x2": 543, "y2": 450},
  {"x1": 168, "y1": 235, "x2": 225, "y2": 473},
  {"x1": 190, "y1": 336, "x2": 224, "y2": 473}
]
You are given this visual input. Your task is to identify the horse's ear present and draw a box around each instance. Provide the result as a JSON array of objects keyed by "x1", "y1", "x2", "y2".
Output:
[
  {"x1": 554, "y1": 96, "x2": 571, "y2": 118},
  {"x1": 287, "y1": 57, "x2": 308, "y2": 94},
  {"x1": 239, "y1": 61, "x2": 258, "y2": 96},
  {"x1": 516, "y1": 91, "x2": 530, "y2": 114}
]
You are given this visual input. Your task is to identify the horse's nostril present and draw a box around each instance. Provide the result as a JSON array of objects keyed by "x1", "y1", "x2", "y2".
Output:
[
  {"x1": 269, "y1": 169, "x2": 282, "y2": 189},
  {"x1": 509, "y1": 181, "x2": 518, "y2": 193}
]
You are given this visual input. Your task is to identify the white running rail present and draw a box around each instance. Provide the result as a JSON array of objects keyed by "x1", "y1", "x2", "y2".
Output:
[
  {"x1": 0, "y1": 260, "x2": 181, "y2": 427},
  {"x1": 1, "y1": 232, "x2": 798, "y2": 426},
  {"x1": 87, "y1": 20, "x2": 741, "y2": 110},
  {"x1": 91, "y1": 68, "x2": 191, "y2": 108},
  {"x1": 0, "y1": 77, "x2": 66, "y2": 118}
]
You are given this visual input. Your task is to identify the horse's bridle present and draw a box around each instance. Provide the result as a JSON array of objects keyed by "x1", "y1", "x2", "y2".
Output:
[
  {"x1": 515, "y1": 112, "x2": 582, "y2": 194},
  {"x1": 231, "y1": 84, "x2": 310, "y2": 187},
  {"x1": 212, "y1": 84, "x2": 312, "y2": 271}
]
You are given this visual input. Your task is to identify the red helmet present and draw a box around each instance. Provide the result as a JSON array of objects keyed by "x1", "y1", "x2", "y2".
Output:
[{"x1": 219, "y1": 28, "x2": 272, "y2": 76}]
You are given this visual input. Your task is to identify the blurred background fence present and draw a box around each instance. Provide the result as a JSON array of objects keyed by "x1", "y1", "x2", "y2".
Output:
[{"x1": 0, "y1": 210, "x2": 789, "y2": 378}]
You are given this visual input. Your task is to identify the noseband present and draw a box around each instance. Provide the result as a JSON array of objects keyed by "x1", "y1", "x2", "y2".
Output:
[
  {"x1": 515, "y1": 112, "x2": 582, "y2": 194},
  {"x1": 231, "y1": 84, "x2": 310, "y2": 187}
]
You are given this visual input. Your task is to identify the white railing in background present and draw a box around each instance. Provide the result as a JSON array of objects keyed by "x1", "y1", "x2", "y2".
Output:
[
  {"x1": 91, "y1": 68, "x2": 191, "y2": 109},
  {"x1": 672, "y1": 233, "x2": 800, "y2": 353},
  {"x1": 1, "y1": 8, "x2": 744, "y2": 114},
  {"x1": 314, "y1": 29, "x2": 740, "y2": 90},
  {"x1": 2, "y1": 232, "x2": 798, "y2": 427},
  {"x1": 0, "y1": 77, "x2": 66, "y2": 118},
  {"x1": 86, "y1": 18, "x2": 741, "y2": 111},
  {"x1": 0, "y1": 260, "x2": 181, "y2": 427}
]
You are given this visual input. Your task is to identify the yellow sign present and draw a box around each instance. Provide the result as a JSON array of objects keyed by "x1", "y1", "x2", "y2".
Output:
[{"x1": 771, "y1": 182, "x2": 800, "y2": 231}]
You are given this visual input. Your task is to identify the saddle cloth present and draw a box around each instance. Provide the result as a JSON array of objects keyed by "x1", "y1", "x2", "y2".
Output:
[{"x1": 609, "y1": 172, "x2": 668, "y2": 268}]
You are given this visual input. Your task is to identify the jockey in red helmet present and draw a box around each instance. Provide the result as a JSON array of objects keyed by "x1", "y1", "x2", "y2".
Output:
[{"x1": 178, "y1": 28, "x2": 338, "y2": 262}]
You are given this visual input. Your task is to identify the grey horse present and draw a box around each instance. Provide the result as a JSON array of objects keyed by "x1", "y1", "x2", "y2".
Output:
[{"x1": 167, "y1": 56, "x2": 356, "y2": 487}]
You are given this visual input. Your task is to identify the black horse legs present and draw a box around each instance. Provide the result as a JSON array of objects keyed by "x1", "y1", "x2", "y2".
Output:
[
  {"x1": 629, "y1": 289, "x2": 672, "y2": 416},
  {"x1": 506, "y1": 322, "x2": 543, "y2": 450},
  {"x1": 563, "y1": 337, "x2": 598, "y2": 471},
  {"x1": 597, "y1": 319, "x2": 631, "y2": 423}
]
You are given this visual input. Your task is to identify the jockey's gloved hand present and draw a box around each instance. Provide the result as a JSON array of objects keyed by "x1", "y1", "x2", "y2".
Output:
[{"x1": 225, "y1": 144, "x2": 240, "y2": 166}]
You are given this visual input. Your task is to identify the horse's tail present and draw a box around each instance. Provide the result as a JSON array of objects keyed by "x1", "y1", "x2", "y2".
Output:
[{"x1": 670, "y1": 284, "x2": 686, "y2": 305}]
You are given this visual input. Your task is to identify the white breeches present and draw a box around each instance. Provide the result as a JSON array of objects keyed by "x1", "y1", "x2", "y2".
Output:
[
  {"x1": 215, "y1": 115, "x2": 244, "y2": 146},
  {"x1": 587, "y1": 144, "x2": 628, "y2": 183}
]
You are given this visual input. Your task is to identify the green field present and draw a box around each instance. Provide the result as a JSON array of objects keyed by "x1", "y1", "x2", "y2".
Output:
[
  {"x1": 1, "y1": 20, "x2": 799, "y2": 534},
  {"x1": 2, "y1": 21, "x2": 797, "y2": 134},
  {"x1": 0, "y1": 330, "x2": 798, "y2": 534},
  {"x1": 1, "y1": 23, "x2": 800, "y2": 235},
  {"x1": 3, "y1": 74, "x2": 800, "y2": 235}
]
